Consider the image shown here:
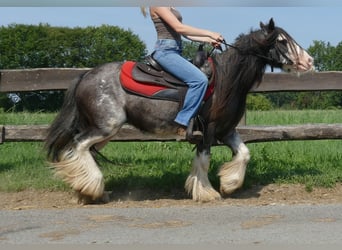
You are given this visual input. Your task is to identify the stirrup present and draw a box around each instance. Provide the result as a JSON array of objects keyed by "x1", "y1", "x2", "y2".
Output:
[{"x1": 185, "y1": 118, "x2": 203, "y2": 144}]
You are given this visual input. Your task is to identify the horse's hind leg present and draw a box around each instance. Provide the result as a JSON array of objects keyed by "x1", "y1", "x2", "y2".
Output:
[
  {"x1": 52, "y1": 122, "x2": 124, "y2": 203},
  {"x1": 52, "y1": 133, "x2": 108, "y2": 202},
  {"x1": 53, "y1": 94, "x2": 126, "y2": 203},
  {"x1": 218, "y1": 130, "x2": 250, "y2": 195}
]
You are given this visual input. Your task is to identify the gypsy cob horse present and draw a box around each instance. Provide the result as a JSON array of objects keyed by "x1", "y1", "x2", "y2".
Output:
[{"x1": 45, "y1": 18, "x2": 314, "y2": 203}]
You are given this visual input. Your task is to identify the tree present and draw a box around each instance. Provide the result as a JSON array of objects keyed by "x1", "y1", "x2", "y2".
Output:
[
  {"x1": 181, "y1": 40, "x2": 218, "y2": 61},
  {"x1": 0, "y1": 24, "x2": 147, "y2": 111},
  {"x1": 297, "y1": 41, "x2": 342, "y2": 109},
  {"x1": 246, "y1": 94, "x2": 273, "y2": 110},
  {"x1": 308, "y1": 41, "x2": 342, "y2": 71},
  {"x1": 266, "y1": 40, "x2": 342, "y2": 109}
]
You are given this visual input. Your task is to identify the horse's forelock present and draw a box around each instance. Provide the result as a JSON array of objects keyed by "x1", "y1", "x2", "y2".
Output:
[{"x1": 273, "y1": 27, "x2": 300, "y2": 60}]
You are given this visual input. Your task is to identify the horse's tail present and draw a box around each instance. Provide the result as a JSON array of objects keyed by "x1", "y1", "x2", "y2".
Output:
[
  {"x1": 45, "y1": 73, "x2": 107, "y2": 202},
  {"x1": 45, "y1": 79, "x2": 82, "y2": 162}
]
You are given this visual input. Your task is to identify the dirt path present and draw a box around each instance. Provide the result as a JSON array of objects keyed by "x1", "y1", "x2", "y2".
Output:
[{"x1": 2, "y1": 183, "x2": 342, "y2": 210}]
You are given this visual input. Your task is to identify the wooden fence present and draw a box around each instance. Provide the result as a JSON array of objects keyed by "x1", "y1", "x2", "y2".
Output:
[{"x1": 1, "y1": 68, "x2": 342, "y2": 144}]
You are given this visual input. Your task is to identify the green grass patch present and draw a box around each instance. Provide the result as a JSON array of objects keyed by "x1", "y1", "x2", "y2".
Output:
[
  {"x1": 246, "y1": 140, "x2": 342, "y2": 189},
  {"x1": 0, "y1": 142, "x2": 67, "y2": 191},
  {"x1": 247, "y1": 109, "x2": 342, "y2": 125},
  {"x1": 0, "y1": 111, "x2": 56, "y2": 125},
  {"x1": 0, "y1": 109, "x2": 341, "y2": 193}
]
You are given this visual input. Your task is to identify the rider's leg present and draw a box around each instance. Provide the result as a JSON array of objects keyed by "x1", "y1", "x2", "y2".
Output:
[{"x1": 153, "y1": 43, "x2": 208, "y2": 135}]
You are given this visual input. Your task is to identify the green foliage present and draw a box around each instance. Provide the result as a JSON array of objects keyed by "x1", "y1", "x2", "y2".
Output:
[
  {"x1": 308, "y1": 40, "x2": 342, "y2": 71},
  {"x1": 0, "y1": 23, "x2": 146, "y2": 69},
  {"x1": 246, "y1": 94, "x2": 273, "y2": 110},
  {"x1": 0, "y1": 93, "x2": 11, "y2": 111},
  {"x1": 0, "y1": 24, "x2": 147, "y2": 112},
  {"x1": 261, "y1": 41, "x2": 342, "y2": 110},
  {"x1": 181, "y1": 40, "x2": 215, "y2": 60},
  {"x1": 266, "y1": 92, "x2": 342, "y2": 110}
]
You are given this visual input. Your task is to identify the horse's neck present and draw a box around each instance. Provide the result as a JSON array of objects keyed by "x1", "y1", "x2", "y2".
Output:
[
  {"x1": 229, "y1": 50, "x2": 265, "y2": 92},
  {"x1": 210, "y1": 49, "x2": 266, "y2": 132}
]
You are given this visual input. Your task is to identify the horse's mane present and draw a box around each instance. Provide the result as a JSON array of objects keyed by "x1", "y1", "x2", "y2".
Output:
[{"x1": 209, "y1": 26, "x2": 292, "y2": 122}]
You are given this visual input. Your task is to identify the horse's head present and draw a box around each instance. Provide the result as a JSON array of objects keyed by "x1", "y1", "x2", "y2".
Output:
[{"x1": 259, "y1": 18, "x2": 314, "y2": 73}]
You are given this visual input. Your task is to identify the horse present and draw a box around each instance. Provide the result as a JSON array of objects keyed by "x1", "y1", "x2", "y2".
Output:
[{"x1": 45, "y1": 18, "x2": 314, "y2": 203}]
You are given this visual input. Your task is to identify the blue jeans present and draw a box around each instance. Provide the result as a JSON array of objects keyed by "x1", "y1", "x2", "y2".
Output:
[{"x1": 153, "y1": 39, "x2": 208, "y2": 127}]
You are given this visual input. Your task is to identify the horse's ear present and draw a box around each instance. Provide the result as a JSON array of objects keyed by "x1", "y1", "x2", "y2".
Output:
[
  {"x1": 260, "y1": 21, "x2": 266, "y2": 31},
  {"x1": 268, "y1": 18, "x2": 275, "y2": 31},
  {"x1": 260, "y1": 18, "x2": 275, "y2": 34}
]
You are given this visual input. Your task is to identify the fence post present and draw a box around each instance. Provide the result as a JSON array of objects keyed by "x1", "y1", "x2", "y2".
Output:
[{"x1": 0, "y1": 125, "x2": 4, "y2": 144}]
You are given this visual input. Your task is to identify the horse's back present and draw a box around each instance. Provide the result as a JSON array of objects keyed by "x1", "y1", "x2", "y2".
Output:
[
  {"x1": 76, "y1": 62, "x2": 125, "y2": 102},
  {"x1": 79, "y1": 61, "x2": 123, "y2": 88},
  {"x1": 73, "y1": 62, "x2": 127, "y2": 127}
]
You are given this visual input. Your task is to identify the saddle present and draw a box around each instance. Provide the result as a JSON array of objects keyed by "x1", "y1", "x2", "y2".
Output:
[{"x1": 120, "y1": 45, "x2": 215, "y2": 103}]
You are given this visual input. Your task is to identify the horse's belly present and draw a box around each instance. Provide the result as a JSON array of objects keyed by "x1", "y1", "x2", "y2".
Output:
[{"x1": 125, "y1": 96, "x2": 179, "y2": 133}]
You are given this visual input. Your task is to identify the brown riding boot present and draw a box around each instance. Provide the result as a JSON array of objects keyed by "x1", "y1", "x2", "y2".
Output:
[
  {"x1": 176, "y1": 119, "x2": 203, "y2": 144},
  {"x1": 177, "y1": 126, "x2": 203, "y2": 144}
]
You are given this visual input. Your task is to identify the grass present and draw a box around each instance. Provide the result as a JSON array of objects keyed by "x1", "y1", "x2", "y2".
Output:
[
  {"x1": 247, "y1": 109, "x2": 342, "y2": 125},
  {"x1": 0, "y1": 109, "x2": 342, "y2": 193}
]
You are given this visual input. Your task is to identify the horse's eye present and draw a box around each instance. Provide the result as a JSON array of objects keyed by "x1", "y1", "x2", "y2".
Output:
[{"x1": 278, "y1": 39, "x2": 288, "y2": 46}]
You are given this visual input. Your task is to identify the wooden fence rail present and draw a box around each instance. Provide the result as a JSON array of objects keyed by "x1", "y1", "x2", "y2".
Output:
[
  {"x1": 1, "y1": 69, "x2": 342, "y2": 93},
  {"x1": 2, "y1": 124, "x2": 342, "y2": 145},
  {"x1": 1, "y1": 69, "x2": 342, "y2": 144}
]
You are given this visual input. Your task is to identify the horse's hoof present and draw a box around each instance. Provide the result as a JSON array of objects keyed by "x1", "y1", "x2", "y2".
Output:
[
  {"x1": 76, "y1": 191, "x2": 110, "y2": 205},
  {"x1": 191, "y1": 188, "x2": 222, "y2": 202}
]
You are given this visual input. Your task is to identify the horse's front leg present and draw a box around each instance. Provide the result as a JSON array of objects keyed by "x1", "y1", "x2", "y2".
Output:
[
  {"x1": 185, "y1": 146, "x2": 221, "y2": 202},
  {"x1": 184, "y1": 123, "x2": 221, "y2": 202},
  {"x1": 218, "y1": 130, "x2": 250, "y2": 195}
]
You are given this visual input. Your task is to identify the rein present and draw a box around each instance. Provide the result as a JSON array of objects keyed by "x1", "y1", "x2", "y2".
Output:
[
  {"x1": 209, "y1": 39, "x2": 272, "y2": 61},
  {"x1": 213, "y1": 39, "x2": 293, "y2": 72},
  {"x1": 221, "y1": 39, "x2": 276, "y2": 63}
]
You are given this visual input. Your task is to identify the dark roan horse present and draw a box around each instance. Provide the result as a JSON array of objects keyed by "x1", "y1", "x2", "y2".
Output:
[{"x1": 45, "y1": 18, "x2": 314, "y2": 203}]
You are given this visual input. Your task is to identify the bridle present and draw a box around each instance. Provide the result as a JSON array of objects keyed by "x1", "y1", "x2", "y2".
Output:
[{"x1": 210, "y1": 37, "x2": 296, "y2": 72}]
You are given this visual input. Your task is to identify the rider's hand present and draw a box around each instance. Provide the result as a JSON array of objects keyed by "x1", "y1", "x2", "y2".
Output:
[
  {"x1": 209, "y1": 32, "x2": 224, "y2": 48},
  {"x1": 211, "y1": 40, "x2": 222, "y2": 48}
]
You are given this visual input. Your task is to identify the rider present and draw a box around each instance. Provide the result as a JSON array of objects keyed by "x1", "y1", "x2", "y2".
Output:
[{"x1": 141, "y1": 7, "x2": 223, "y2": 142}]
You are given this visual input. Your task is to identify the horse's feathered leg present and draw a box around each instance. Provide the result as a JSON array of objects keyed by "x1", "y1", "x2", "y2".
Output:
[
  {"x1": 46, "y1": 63, "x2": 127, "y2": 204},
  {"x1": 185, "y1": 123, "x2": 221, "y2": 202},
  {"x1": 49, "y1": 115, "x2": 126, "y2": 204},
  {"x1": 218, "y1": 130, "x2": 250, "y2": 195},
  {"x1": 51, "y1": 133, "x2": 108, "y2": 203}
]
